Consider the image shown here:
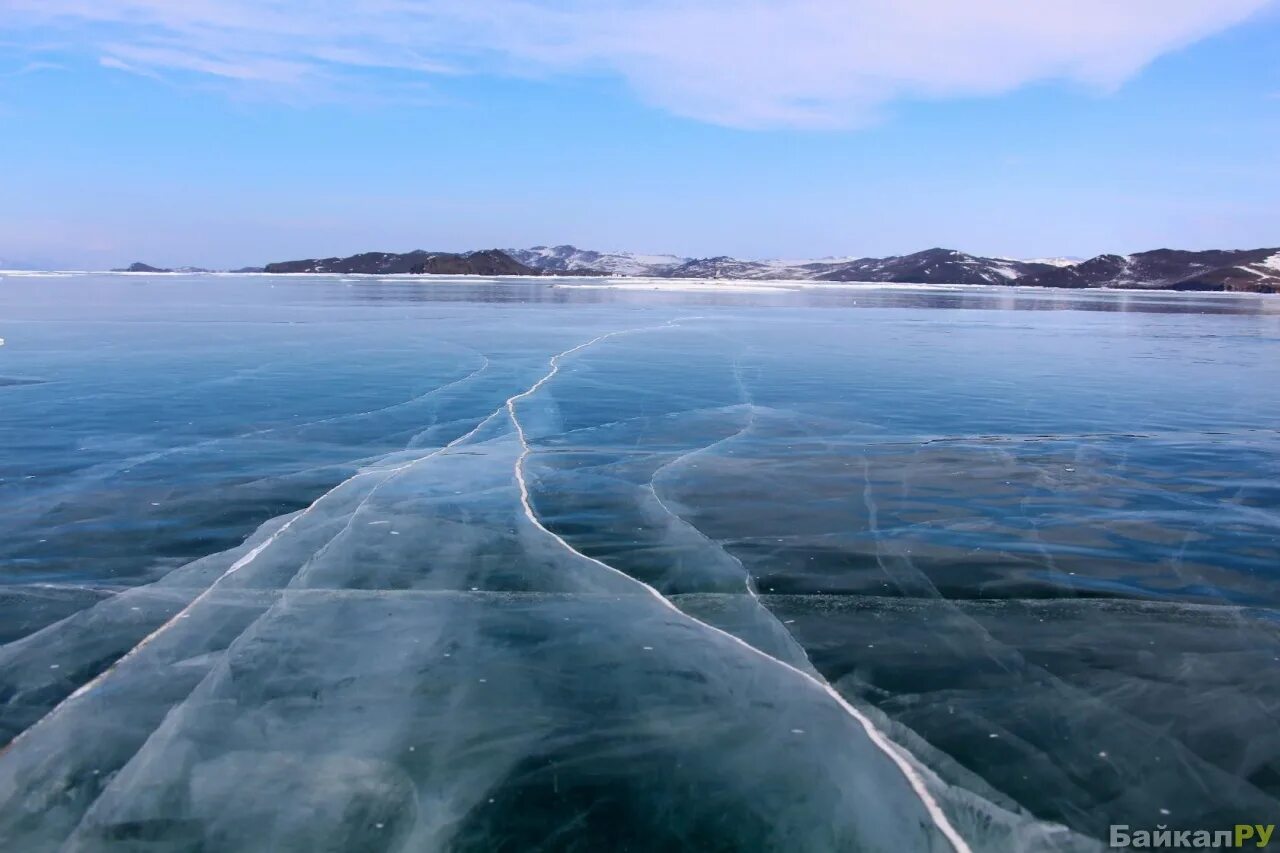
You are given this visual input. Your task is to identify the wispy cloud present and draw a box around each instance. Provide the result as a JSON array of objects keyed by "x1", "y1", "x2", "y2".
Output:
[
  {"x1": 3, "y1": 0, "x2": 1273, "y2": 127},
  {"x1": 2, "y1": 60, "x2": 65, "y2": 77}
]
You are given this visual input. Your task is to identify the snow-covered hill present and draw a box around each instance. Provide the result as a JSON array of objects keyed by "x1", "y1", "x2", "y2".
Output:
[
  {"x1": 505, "y1": 246, "x2": 685, "y2": 277},
  {"x1": 513, "y1": 246, "x2": 1056, "y2": 286},
  {"x1": 1019, "y1": 248, "x2": 1280, "y2": 292},
  {"x1": 252, "y1": 244, "x2": 1280, "y2": 293}
]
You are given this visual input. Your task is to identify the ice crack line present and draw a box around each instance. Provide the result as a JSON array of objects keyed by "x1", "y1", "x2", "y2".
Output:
[
  {"x1": 2, "y1": 350, "x2": 492, "y2": 519},
  {"x1": 0, "y1": 321, "x2": 680, "y2": 756},
  {"x1": 0, "y1": 409, "x2": 506, "y2": 758},
  {"x1": 506, "y1": 331, "x2": 972, "y2": 853},
  {"x1": 4, "y1": 316, "x2": 969, "y2": 853},
  {"x1": 648, "y1": 335, "x2": 761, "y2": 596}
]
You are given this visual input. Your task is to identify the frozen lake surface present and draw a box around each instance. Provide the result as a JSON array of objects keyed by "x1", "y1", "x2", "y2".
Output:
[{"x1": 1, "y1": 274, "x2": 1278, "y2": 851}]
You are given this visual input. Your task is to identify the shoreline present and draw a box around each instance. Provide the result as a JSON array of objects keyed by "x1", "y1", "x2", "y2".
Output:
[{"x1": 2, "y1": 269, "x2": 1276, "y2": 297}]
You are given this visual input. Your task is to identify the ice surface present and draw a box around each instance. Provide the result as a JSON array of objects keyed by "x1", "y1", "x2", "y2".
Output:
[{"x1": 1, "y1": 274, "x2": 1277, "y2": 850}]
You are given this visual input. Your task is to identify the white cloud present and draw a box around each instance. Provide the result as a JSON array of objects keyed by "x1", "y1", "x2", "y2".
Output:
[{"x1": 3, "y1": 0, "x2": 1272, "y2": 127}]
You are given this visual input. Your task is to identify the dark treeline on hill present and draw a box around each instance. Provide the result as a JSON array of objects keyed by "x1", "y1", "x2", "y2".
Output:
[
  {"x1": 1017, "y1": 248, "x2": 1280, "y2": 292},
  {"x1": 263, "y1": 250, "x2": 600, "y2": 277}
]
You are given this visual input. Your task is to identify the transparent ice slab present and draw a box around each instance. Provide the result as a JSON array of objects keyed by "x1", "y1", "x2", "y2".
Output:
[{"x1": 5, "y1": 277, "x2": 1279, "y2": 850}]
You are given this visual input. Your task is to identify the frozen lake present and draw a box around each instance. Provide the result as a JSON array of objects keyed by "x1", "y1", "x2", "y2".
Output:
[{"x1": 1, "y1": 274, "x2": 1278, "y2": 851}]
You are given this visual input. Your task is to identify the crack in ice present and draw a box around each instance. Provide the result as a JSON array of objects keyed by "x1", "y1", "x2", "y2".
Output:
[
  {"x1": 0, "y1": 323, "x2": 683, "y2": 755},
  {"x1": 0, "y1": 392, "x2": 504, "y2": 757},
  {"x1": 506, "y1": 323, "x2": 974, "y2": 853},
  {"x1": 7, "y1": 316, "x2": 969, "y2": 851},
  {"x1": 0, "y1": 350, "x2": 493, "y2": 520}
]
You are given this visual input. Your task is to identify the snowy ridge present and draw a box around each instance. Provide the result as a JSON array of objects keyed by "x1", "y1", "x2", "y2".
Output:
[
  {"x1": 505, "y1": 245, "x2": 686, "y2": 277},
  {"x1": 1018, "y1": 256, "x2": 1080, "y2": 266},
  {"x1": 505, "y1": 245, "x2": 1279, "y2": 291},
  {"x1": 1016, "y1": 247, "x2": 1280, "y2": 292},
  {"x1": 509, "y1": 246, "x2": 1062, "y2": 286},
  {"x1": 62, "y1": 245, "x2": 1280, "y2": 292}
]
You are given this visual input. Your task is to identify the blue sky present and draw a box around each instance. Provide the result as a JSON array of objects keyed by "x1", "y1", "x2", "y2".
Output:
[{"x1": 1, "y1": 1, "x2": 1278, "y2": 269}]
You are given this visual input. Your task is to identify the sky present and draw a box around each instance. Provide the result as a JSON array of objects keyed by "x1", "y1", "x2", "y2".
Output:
[{"x1": 1, "y1": 0, "x2": 1278, "y2": 269}]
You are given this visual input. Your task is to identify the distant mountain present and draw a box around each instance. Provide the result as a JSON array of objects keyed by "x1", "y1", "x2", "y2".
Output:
[
  {"x1": 660, "y1": 256, "x2": 839, "y2": 280},
  {"x1": 512, "y1": 244, "x2": 1279, "y2": 292},
  {"x1": 264, "y1": 249, "x2": 554, "y2": 276},
  {"x1": 111, "y1": 262, "x2": 212, "y2": 273},
  {"x1": 508, "y1": 247, "x2": 860, "y2": 281},
  {"x1": 1016, "y1": 257, "x2": 1083, "y2": 268},
  {"x1": 514, "y1": 246, "x2": 1052, "y2": 285},
  {"x1": 1019, "y1": 248, "x2": 1280, "y2": 293},
  {"x1": 506, "y1": 245, "x2": 683, "y2": 277},
  {"x1": 809, "y1": 249, "x2": 1050, "y2": 285},
  {"x1": 257, "y1": 244, "x2": 1280, "y2": 292}
]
